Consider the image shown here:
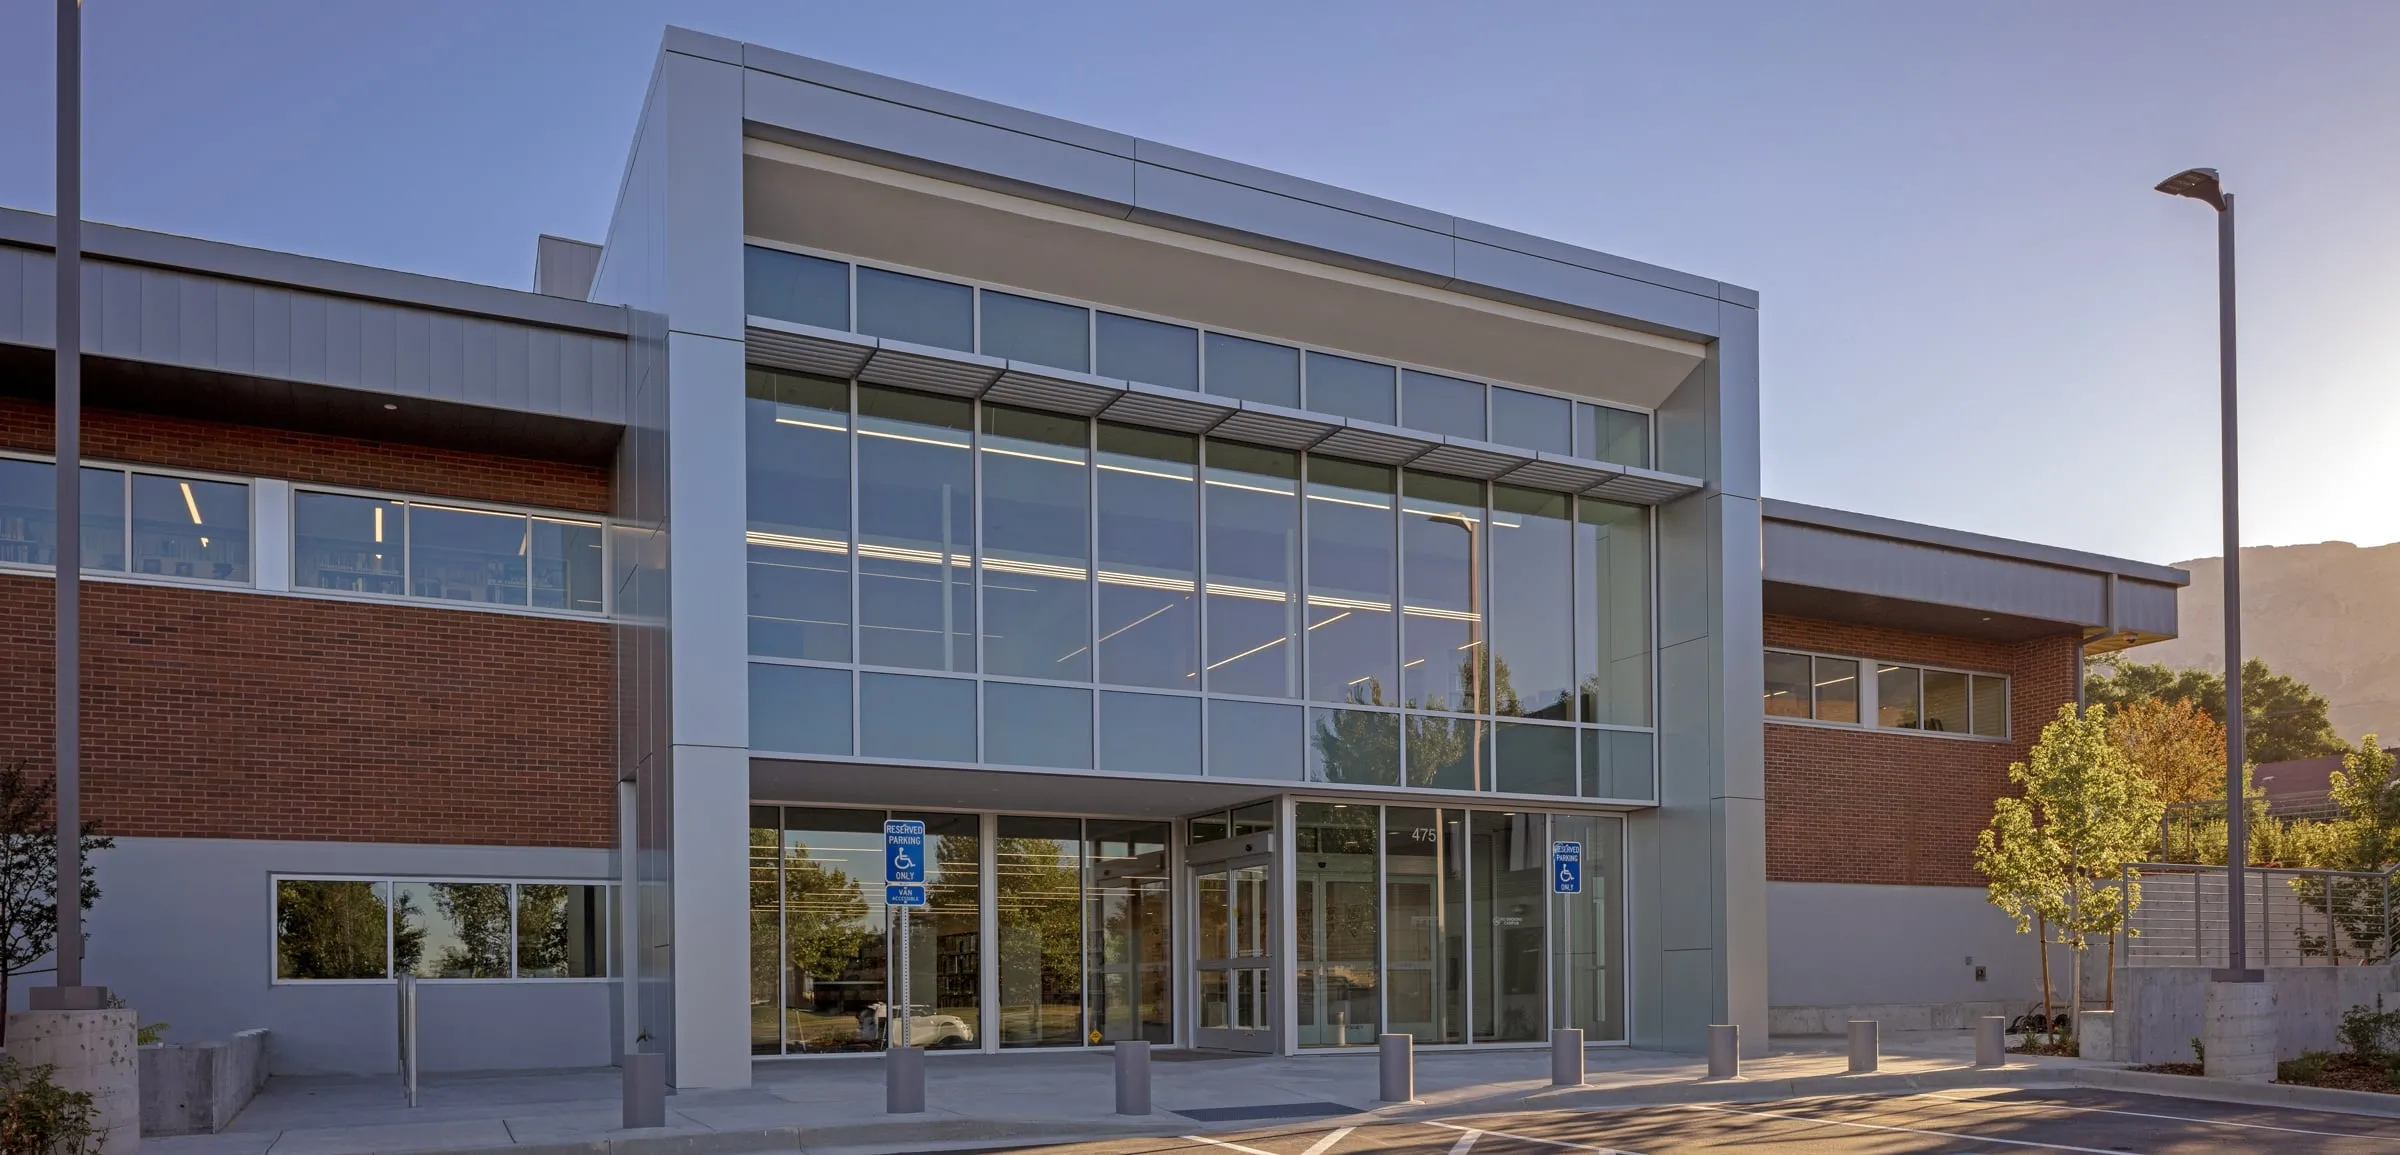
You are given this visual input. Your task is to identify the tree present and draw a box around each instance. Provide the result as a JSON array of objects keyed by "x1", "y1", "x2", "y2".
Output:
[
  {"x1": 2107, "y1": 696, "x2": 2227, "y2": 807},
  {"x1": 1976, "y1": 704, "x2": 2163, "y2": 1030},
  {"x1": 430, "y1": 883, "x2": 512, "y2": 977},
  {"x1": 2291, "y1": 737, "x2": 2398, "y2": 961},
  {"x1": 2087, "y1": 658, "x2": 2348, "y2": 764},
  {"x1": 0, "y1": 762, "x2": 110, "y2": 1044}
]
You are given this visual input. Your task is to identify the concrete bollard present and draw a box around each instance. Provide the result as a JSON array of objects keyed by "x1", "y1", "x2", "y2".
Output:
[
  {"x1": 886, "y1": 1043, "x2": 925, "y2": 1113},
  {"x1": 621, "y1": 1051, "x2": 667, "y2": 1129},
  {"x1": 1551, "y1": 1028, "x2": 1584, "y2": 1086},
  {"x1": 7, "y1": 1006, "x2": 139, "y2": 1155},
  {"x1": 1974, "y1": 1016, "x2": 2007, "y2": 1068},
  {"x1": 1846, "y1": 1021, "x2": 1878, "y2": 1074},
  {"x1": 1379, "y1": 1033, "x2": 1414, "y2": 1102},
  {"x1": 1114, "y1": 1040, "x2": 1152, "y2": 1115},
  {"x1": 2078, "y1": 1010, "x2": 2116, "y2": 1065},
  {"x1": 1706, "y1": 1024, "x2": 1739, "y2": 1079}
]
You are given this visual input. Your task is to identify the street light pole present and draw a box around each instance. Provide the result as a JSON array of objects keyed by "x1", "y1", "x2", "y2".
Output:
[
  {"x1": 46, "y1": 0, "x2": 95, "y2": 1006},
  {"x1": 2156, "y1": 166, "x2": 2259, "y2": 983}
]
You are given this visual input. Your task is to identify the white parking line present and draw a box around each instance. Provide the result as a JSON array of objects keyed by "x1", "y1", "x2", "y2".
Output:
[
  {"x1": 1445, "y1": 1128, "x2": 1480, "y2": 1155},
  {"x1": 1681, "y1": 1102, "x2": 2128, "y2": 1153},
  {"x1": 1298, "y1": 1126, "x2": 1355, "y2": 1155},
  {"x1": 1918, "y1": 1090, "x2": 2400, "y2": 1142},
  {"x1": 1184, "y1": 1136, "x2": 1281, "y2": 1155},
  {"x1": 1423, "y1": 1119, "x2": 1634, "y2": 1154}
]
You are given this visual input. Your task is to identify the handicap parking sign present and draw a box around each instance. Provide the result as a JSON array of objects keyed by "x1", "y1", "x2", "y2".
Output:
[
  {"x1": 885, "y1": 819, "x2": 926, "y2": 884},
  {"x1": 1552, "y1": 840, "x2": 1581, "y2": 894}
]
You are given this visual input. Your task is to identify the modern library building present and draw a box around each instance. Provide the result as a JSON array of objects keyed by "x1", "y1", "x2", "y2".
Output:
[{"x1": 0, "y1": 28, "x2": 2187, "y2": 1083}]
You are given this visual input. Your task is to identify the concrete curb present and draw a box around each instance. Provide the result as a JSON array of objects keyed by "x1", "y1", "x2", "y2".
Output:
[
  {"x1": 1378, "y1": 1062, "x2": 2081, "y2": 1118},
  {"x1": 2073, "y1": 1067, "x2": 2400, "y2": 1120}
]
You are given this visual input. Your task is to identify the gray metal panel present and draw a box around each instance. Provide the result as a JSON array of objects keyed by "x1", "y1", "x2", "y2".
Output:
[
  {"x1": 1449, "y1": 217, "x2": 1724, "y2": 303},
  {"x1": 2116, "y1": 578, "x2": 2182, "y2": 639},
  {"x1": 741, "y1": 41, "x2": 1137, "y2": 159},
  {"x1": 535, "y1": 235, "x2": 603, "y2": 301},
  {"x1": 1762, "y1": 518, "x2": 2110, "y2": 629},
  {"x1": 1452, "y1": 237, "x2": 1719, "y2": 340},
  {"x1": 744, "y1": 69, "x2": 1136, "y2": 210},
  {"x1": 1131, "y1": 163, "x2": 1456, "y2": 285},
  {"x1": 1761, "y1": 499, "x2": 2190, "y2": 587},
  {"x1": 1133, "y1": 139, "x2": 1455, "y2": 236},
  {"x1": 743, "y1": 320, "x2": 873, "y2": 379},
  {"x1": 661, "y1": 24, "x2": 743, "y2": 65}
]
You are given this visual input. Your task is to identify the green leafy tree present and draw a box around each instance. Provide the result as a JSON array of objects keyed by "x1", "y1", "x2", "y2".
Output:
[
  {"x1": 2290, "y1": 738, "x2": 2400, "y2": 961},
  {"x1": 276, "y1": 880, "x2": 392, "y2": 981},
  {"x1": 0, "y1": 762, "x2": 109, "y2": 1045},
  {"x1": 430, "y1": 883, "x2": 512, "y2": 977},
  {"x1": 2087, "y1": 658, "x2": 2348, "y2": 764}
]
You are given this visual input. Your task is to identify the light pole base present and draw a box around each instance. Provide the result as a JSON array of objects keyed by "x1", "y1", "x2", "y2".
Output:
[
  {"x1": 28, "y1": 985, "x2": 111, "y2": 1011},
  {"x1": 2203, "y1": 980, "x2": 2277, "y2": 1082},
  {"x1": 7, "y1": 1006, "x2": 139, "y2": 1155}
]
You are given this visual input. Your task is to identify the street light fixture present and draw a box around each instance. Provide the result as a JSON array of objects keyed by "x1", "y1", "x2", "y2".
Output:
[{"x1": 2155, "y1": 166, "x2": 2260, "y2": 984}]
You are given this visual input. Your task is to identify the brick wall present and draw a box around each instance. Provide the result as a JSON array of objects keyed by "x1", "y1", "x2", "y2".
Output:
[
  {"x1": 0, "y1": 397, "x2": 609, "y2": 513},
  {"x1": 1764, "y1": 615, "x2": 2080, "y2": 887},
  {"x1": 0, "y1": 575, "x2": 614, "y2": 847}
]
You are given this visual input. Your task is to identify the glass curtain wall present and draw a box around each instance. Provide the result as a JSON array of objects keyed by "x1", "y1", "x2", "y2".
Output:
[
  {"x1": 759, "y1": 807, "x2": 889, "y2": 1054},
  {"x1": 1296, "y1": 803, "x2": 1381, "y2": 1047},
  {"x1": 1469, "y1": 811, "x2": 1548, "y2": 1042},
  {"x1": 1088, "y1": 821, "x2": 1174, "y2": 1044},
  {"x1": 1204, "y1": 444, "x2": 1301, "y2": 698},
  {"x1": 981, "y1": 407, "x2": 1091, "y2": 680},
  {"x1": 747, "y1": 370, "x2": 852, "y2": 661},
  {"x1": 899, "y1": 812, "x2": 981, "y2": 1048},
  {"x1": 1549, "y1": 813, "x2": 1627, "y2": 1042},
  {"x1": 1096, "y1": 426, "x2": 1200, "y2": 689},
  {"x1": 857, "y1": 386, "x2": 975, "y2": 672},
  {"x1": 998, "y1": 817, "x2": 1085, "y2": 1046}
]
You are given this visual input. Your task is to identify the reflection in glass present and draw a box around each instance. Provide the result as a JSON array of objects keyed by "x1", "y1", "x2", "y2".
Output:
[
  {"x1": 1576, "y1": 499, "x2": 1651, "y2": 726},
  {"x1": 1815, "y1": 657, "x2": 1861, "y2": 723},
  {"x1": 1203, "y1": 444, "x2": 1300, "y2": 697},
  {"x1": 1087, "y1": 821, "x2": 1173, "y2": 1045},
  {"x1": 747, "y1": 370, "x2": 851, "y2": 660},
  {"x1": 751, "y1": 809, "x2": 782, "y2": 1054},
  {"x1": 981, "y1": 291, "x2": 1090, "y2": 372},
  {"x1": 1207, "y1": 699, "x2": 1302, "y2": 781},
  {"x1": 1098, "y1": 691, "x2": 1200, "y2": 776},
  {"x1": 1400, "y1": 472, "x2": 1482, "y2": 713},
  {"x1": 516, "y1": 884, "x2": 608, "y2": 978},
  {"x1": 856, "y1": 267, "x2": 972, "y2": 352},
  {"x1": 778, "y1": 808, "x2": 888, "y2": 1052},
  {"x1": 1972, "y1": 675, "x2": 2009, "y2": 738},
  {"x1": 1878, "y1": 665, "x2": 1921, "y2": 729},
  {"x1": 1305, "y1": 352, "x2": 1395, "y2": 424},
  {"x1": 998, "y1": 816, "x2": 1084, "y2": 1046},
  {"x1": 896, "y1": 811, "x2": 981, "y2": 1048},
  {"x1": 1401, "y1": 371, "x2": 1485, "y2": 439},
  {"x1": 394, "y1": 881, "x2": 510, "y2": 978},
  {"x1": 1763, "y1": 651, "x2": 1811, "y2": 719},
  {"x1": 1490, "y1": 487, "x2": 1574, "y2": 719},
  {"x1": 274, "y1": 879, "x2": 390, "y2": 980},
  {"x1": 857, "y1": 386, "x2": 974, "y2": 671},
  {"x1": 1490, "y1": 387, "x2": 1570, "y2": 454},
  {"x1": 1575, "y1": 403, "x2": 1652, "y2": 469},
  {"x1": 859, "y1": 672, "x2": 975, "y2": 762},
  {"x1": 749, "y1": 663, "x2": 852, "y2": 755},
  {"x1": 410, "y1": 505, "x2": 528, "y2": 605},
  {"x1": 0, "y1": 458, "x2": 53, "y2": 566},
  {"x1": 1495, "y1": 722, "x2": 1575, "y2": 796},
  {"x1": 131, "y1": 473, "x2": 249, "y2": 581},
  {"x1": 294, "y1": 491, "x2": 406, "y2": 595},
  {"x1": 1296, "y1": 802, "x2": 1379, "y2": 1047},
  {"x1": 1406, "y1": 713, "x2": 1484, "y2": 791},
  {"x1": 80, "y1": 468, "x2": 124, "y2": 571},
  {"x1": 529, "y1": 518, "x2": 603, "y2": 611},
  {"x1": 1923, "y1": 669, "x2": 1969, "y2": 733},
  {"x1": 1096, "y1": 313, "x2": 1197, "y2": 390},
  {"x1": 1469, "y1": 811, "x2": 1545, "y2": 1042},
  {"x1": 1582, "y1": 728, "x2": 1655, "y2": 801},
  {"x1": 981, "y1": 406, "x2": 1091, "y2": 679},
  {"x1": 1203, "y1": 333, "x2": 1299, "y2": 406},
  {"x1": 1306, "y1": 459, "x2": 1396, "y2": 704},
  {"x1": 745, "y1": 246, "x2": 849, "y2": 330},
  {"x1": 1097, "y1": 425, "x2": 1197, "y2": 688},
  {"x1": 1308, "y1": 707, "x2": 1400, "y2": 786},
  {"x1": 1383, "y1": 807, "x2": 1460, "y2": 1043},
  {"x1": 984, "y1": 681, "x2": 1093, "y2": 769},
  {"x1": 1551, "y1": 814, "x2": 1626, "y2": 1042}
]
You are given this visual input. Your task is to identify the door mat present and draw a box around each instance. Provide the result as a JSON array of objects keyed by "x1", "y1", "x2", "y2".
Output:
[{"x1": 1170, "y1": 1102, "x2": 1359, "y2": 1122}]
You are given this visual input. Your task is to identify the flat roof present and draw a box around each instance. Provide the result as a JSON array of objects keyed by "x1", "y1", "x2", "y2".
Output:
[{"x1": 1764, "y1": 499, "x2": 2188, "y2": 588}]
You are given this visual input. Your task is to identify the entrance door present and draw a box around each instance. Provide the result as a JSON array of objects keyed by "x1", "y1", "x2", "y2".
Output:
[{"x1": 1191, "y1": 853, "x2": 1277, "y2": 1052}]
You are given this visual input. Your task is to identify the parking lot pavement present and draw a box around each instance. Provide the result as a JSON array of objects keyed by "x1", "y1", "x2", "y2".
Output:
[{"x1": 997, "y1": 1087, "x2": 2400, "y2": 1154}]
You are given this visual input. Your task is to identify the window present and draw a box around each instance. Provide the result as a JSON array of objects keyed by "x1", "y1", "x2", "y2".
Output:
[
  {"x1": 274, "y1": 877, "x2": 613, "y2": 981},
  {"x1": 1399, "y1": 472, "x2": 1483, "y2": 713},
  {"x1": 980, "y1": 406, "x2": 1091, "y2": 680},
  {"x1": 1099, "y1": 691, "x2": 1201, "y2": 776},
  {"x1": 745, "y1": 246, "x2": 849, "y2": 330},
  {"x1": 750, "y1": 663, "x2": 852, "y2": 755},
  {"x1": 1096, "y1": 425, "x2": 1198, "y2": 689},
  {"x1": 1305, "y1": 352, "x2": 1396, "y2": 424},
  {"x1": 1305, "y1": 458, "x2": 1397, "y2": 704},
  {"x1": 1204, "y1": 333, "x2": 1299, "y2": 407},
  {"x1": 857, "y1": 386, "x2": 975, "y2": 670},
  {"x1": 1401, "y1": 371, "x2": 1485, "y2": 440},
  {"x1": 981, "y1": 291, "x2": 1090, "y2": 373},
  {"x1": 1575, "y1": 403, "x2": 1652, "y2": 469},
  {"x1": 1096, "y1": 313, "x2": 1197, "y2": 391},
  {"x1": 984, "y1": 681, "x2": 1092, "y2": 769},
  {"x1": 858, "y1": 267, "x2": 973, "y2": 352},
  {"x1": 1765, "y1": 648, "x2": 2006, "y2": 738},
  {"x1": 747, "y1": 369, "x2": 852, "y2": 659},
  {"x1": 295, "y1": 490, "x2": 602, "y2": 614},
  {"x1": 860, "y1": 672, "x2": 975, "y2": 762},
  {"x1": 296, "y1": 492, "x2": 406, "y2": 595},
  {"x1": 1202, "y1": 443, "x2": 1300, "y2": 698},
  {"x1": 0, "y1": 457, "x2": 246, "y2": 581},
  {"x1": 1488, "y1": 486, "x2": 1574, "y2": 720},
  {"x1": 1490, "y1": 387, "x2": 1571, "y2": 455}
]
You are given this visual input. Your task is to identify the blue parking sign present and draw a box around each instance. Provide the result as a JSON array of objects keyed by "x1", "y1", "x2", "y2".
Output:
[
  {"x1": 885, "y1": 884, "x2": 927, "y2": 908},
  {"x1": 885, "y1": 819, "x2": 926, "y2": 884},
  {"x1": 1552, "y1": 840, "x2": 1581, "y2": 894}
]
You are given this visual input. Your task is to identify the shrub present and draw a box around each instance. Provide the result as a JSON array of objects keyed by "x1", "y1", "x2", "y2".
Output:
[
  {"x1": 2339, "y1": 1001, "x2": 2400, "y2": 1060},
  {"x1": 2280, "y1": 1051, "x2": 2331, "y2": 1084},
  {"x1": 0, "y1": 1057, "x2": 102, "y2": 1155},
  {"x1": 2191, "y1": 1035, "x2": 2204, "y2": 1064}
]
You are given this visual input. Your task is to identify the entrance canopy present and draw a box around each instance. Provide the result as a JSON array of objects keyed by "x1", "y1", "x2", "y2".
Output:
[{"x1": 751, "y1": 757, "x2": 1284, "y2": 818}]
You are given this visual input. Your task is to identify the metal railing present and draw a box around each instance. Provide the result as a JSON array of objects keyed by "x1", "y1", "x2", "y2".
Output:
[
  {"x1": 2121, "y1": 861, "x2": 2397, "y2": 968},
  {"x1": 398, "y1": 973, "x2": 420, "y2": 1106}
]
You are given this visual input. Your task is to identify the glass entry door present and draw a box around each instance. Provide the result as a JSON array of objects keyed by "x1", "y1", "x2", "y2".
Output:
[{"x1": 1192, "y1": 853, "x2": 1277, "y2": 1052}]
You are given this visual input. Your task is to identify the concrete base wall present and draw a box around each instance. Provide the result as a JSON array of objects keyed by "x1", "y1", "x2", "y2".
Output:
[
  {"x1": 2116, "y1": 965, "x2": 2400, "y2": 1064},
  {"x1": 8, "y1": 1009, "x2": 140, "y2": 1155},
  {"x1": 72, "y1": 836, "x2": 619, "y2": 1076},
  {"x1": 1768, "y1": 881, "x2": 2077, "y2": 1032},
  {"x1": 1769, "y1": 1000, "x2": 2022, "y2": 1036},
  {"x1": 139, "y1": 1028, "x2": 268, "y2": 1135}
]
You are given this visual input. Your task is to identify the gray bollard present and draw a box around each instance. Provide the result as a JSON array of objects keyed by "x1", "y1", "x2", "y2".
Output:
[
  {"x1": 1706, "y1": 1023, "x2": 1739, "y2": 1079},
  {"x1": 621, "y1": 1051, "x2": 666, "y2": 1129},
  {"x1": 1114, "y1": 1040, "x2": 1151, "y2": 1116},
  {"x1": 1379, "y1": 1033, "x2": 1414, "y2": 1102},
  {"x1": 886, "y1": 1043, "x2": 925, "y2": 1113},
  {"x1": 1551, "y1": 1028, "x2": 1584, "y2": 1086},
  {"x1": 1846, "y1": 1021, "x2": 1878, "y2": 1074},
  {"x1": 1974, "y1": 1016, "x2": 2007, "y2": 1069}
]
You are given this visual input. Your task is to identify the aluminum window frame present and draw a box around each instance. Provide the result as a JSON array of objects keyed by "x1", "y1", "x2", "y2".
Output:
[
  {"x1": 288, "y1": 482, "x2": 610, "y2": 619},
  {"x1": 1761, "y1": 645, "x2": 2012, "y2": 743},
  {"x1": 267, "y1": 873, "x2": 618, "y2": 985},
  {"x1": 0, "y1": 449, "x2": 258, "y2": 588}
]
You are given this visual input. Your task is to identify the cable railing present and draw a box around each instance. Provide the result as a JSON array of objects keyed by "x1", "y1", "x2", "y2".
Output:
[{"x1": 2121, "y1": 861, "x2": 2397, "y2": 968}]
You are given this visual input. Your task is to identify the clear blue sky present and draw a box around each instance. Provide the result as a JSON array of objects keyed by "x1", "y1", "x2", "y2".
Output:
[{"x1": 5, "y1": 1, "x2": 2395, "y2": 566}]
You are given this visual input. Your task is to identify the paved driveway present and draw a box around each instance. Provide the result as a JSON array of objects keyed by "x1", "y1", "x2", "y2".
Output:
[{"x1": 1005, "y1": 1088, "x2": 2400, "y2": 1154}]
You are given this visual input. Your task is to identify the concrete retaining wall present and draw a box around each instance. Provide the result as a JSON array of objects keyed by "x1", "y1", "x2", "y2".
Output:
[
  {"x1": 1769, "y1": 1000, "x2": 2021, "y2": 1036},
  {"x1": 2115, "y1": 965, "x2": 2400, "y2": 1064},
  {"x1": 139, "y1": 1028, "x2": 269, "y2": 1136}
]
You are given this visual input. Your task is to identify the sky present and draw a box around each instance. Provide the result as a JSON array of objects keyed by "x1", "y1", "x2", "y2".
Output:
[{"x1": 2, "y1": 1, "x2": 2395, "y2": 566}]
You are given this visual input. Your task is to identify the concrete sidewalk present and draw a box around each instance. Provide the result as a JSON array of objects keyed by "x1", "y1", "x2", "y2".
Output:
[{"x1": 151, "y1": 1032, "x2": 2095, "y2": 1155}]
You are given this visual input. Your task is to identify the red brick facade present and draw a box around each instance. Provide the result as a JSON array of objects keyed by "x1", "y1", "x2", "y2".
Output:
[
  {"x1": 0, "y1": 400, "x2": 616, "y2": 848},
  {"x1": 1764, "y1": 615, "x2": 2080, "y2": 887},
  {"x1": 0, "y1": 398, "x2": 611, "y2": 514}
]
